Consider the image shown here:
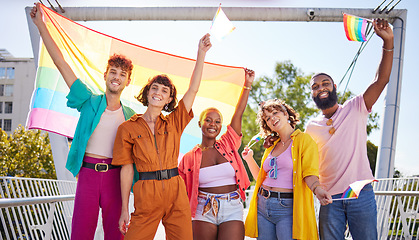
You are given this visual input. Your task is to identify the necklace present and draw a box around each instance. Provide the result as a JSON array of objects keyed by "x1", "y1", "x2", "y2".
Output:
[
  {"x1": 198, "y1": 144, "x2": 214, "y2": 151},
  {"x1": 279, "y1": 138, "x2": 291, "y2": 146}
]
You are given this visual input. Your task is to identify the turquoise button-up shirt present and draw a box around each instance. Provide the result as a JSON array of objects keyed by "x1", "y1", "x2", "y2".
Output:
[{"x1": 65, "y1": 79, "x2": 136, "y2": 176}]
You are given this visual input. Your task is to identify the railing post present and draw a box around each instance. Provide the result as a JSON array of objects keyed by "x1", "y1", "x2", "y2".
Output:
[{"x1": 31, "y1": 202, "x2": 56, "y2": 240}]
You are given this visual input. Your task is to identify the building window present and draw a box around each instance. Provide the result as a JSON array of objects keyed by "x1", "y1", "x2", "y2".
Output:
[
  {"x1": 0, "y1": 120, "x2": 2, "y2": 130},
  {"x1": 6, "y1": 67, "x2": 14, "y2": 79},
  {"x1": 0, "y1": 102, "x2": 2, "y2": 113},
  {"x1": 4, "y1": 85, "x2": 13, "y2": 97},
  {"x1": 0, "y1": 85, "x2": 3, "y2": 96},
  {"x1": 0, "y1": 68, "x2": 5, "y2": 79},
  {"x1": 3, "y1": 119, "x2": 11, "y2": 131},
  {"x1": 5, "y1": 102, "x2": 12, "y2": 114}
]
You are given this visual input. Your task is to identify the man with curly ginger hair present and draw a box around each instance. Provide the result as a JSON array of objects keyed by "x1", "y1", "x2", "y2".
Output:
[{"x1": 31, "y1": 3, "x2": 136, "y2": 239}]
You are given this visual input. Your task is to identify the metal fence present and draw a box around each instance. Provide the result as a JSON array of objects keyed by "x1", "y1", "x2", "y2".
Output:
[
  {"x1": 0, "y1": 177, "x2": 76, "y2": 240},
  {"x1": 1, "y1": 176, "x2": 418, "y2": 240}
]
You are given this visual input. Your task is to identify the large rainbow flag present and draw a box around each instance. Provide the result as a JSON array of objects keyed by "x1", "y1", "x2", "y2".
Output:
[
  {"x1": 27, "y1": 4, "x2": 245, "y2": 158},
  {"x1": 343, "y1": 13, "x2": 370, "y2": 42}
]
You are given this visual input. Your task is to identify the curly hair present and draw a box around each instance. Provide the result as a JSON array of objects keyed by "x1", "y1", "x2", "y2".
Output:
[
  {"x1": 256, "y1": 99, "x2": 300, "y2": 137},
  {"x1": 106, "y1": 54, "x2": 134, "y2": 79},
  {"x1": 136, "y1": 74, "x2": 178, "y2": 112}
]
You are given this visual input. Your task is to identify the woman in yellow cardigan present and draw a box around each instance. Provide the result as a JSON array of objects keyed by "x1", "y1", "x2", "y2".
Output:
[{"x1": 242, "y1": 99, "x2": 332, "y2": 240}]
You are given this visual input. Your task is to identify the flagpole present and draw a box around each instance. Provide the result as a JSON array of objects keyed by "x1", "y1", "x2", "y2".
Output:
[{"x1": 332, "y1": 197, "x2": 357, "y2": 201}]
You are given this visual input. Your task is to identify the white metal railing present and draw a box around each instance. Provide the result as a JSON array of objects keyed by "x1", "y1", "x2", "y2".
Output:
[
  {"x1": 1, "y1": 177, "x2": 418, "y2": 239},
  {"x1": 0, "y1": 177, "x2": 76, "y2": 240},
  {"x1": 375, "y1": 177, "x2": 419, "y2": 240}
]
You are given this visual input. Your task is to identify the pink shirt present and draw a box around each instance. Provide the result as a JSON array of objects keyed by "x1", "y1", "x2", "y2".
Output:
[
  {"x1": 178, "y1": 125, "x2": 251, "y2": 217},
  {"x1": 262, "y1": 142, "x2": 293, "y2": 189},
  {"x1": 306, "y1": 95, "x2": 374, "y2": 195}
]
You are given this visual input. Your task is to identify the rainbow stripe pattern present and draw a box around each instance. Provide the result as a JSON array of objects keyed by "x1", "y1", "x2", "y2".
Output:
[
  {"x1": 343, "y1": 13, "x2": 369, "y2": 42},
  {"x1": 339, "y1": 179, "x2": 378, "y2": 200},
  {"x1": 27, "y1": 4, "x2": 245, "y2": 158}
]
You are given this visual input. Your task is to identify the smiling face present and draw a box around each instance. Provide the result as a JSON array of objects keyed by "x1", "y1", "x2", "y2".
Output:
[
  {"x1": 311, "y1": 74, "x2": 338, "y2": 110},
  {"x1": 263, "y1": 109, "x2": 289, "y2": 134},
  {"x1": 199, "y1": 110, "x2": 222, "y2": 139},
  {"x1": 147, "y1": 82, "x2": 173, "y2": 109},
  {"x1": 136, "y1": 74, "x2": 178, "y2": 112},
  {"x1": 104, "y1": 66, "x2": 131, "y2": 95}
]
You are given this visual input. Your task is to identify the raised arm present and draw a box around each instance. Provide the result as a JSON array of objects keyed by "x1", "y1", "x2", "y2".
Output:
[
  {"x1": 30, "y1": 3, "x2": 77, "y2": 88},
  {"x1": 363, "y1": 18, "x2": 394, "y2": 110},
  {"x1": 230, "y1": 69, "x2": 255, "y2": 135},
  {"x1": 181, "y1": 34, "x2": 212, "y2": 112}
]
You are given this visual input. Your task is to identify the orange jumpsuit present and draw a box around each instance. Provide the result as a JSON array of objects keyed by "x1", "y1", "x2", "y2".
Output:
[{"x1": 113, "y1": 99, "x2": 193, "y2": 240}]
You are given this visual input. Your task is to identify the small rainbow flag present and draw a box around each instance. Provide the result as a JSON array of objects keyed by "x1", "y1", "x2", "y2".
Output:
[
  {"x1": 334, "y1": 179, "x2": 378, "y2": 201},
  {"x1": 246, "y1": 133, "x2": 263, "y2": 148},
  {"x1": 342, "y1": 13, "x2": 371, "y2": 42},
  {"x1": 209, "y1": 4, "x2": 236, "y2": 41}
]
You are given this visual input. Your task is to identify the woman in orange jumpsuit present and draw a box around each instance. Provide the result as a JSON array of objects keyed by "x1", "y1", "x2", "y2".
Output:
[{"x1": 112, "y1": 34, "x2": 212, "y2": 240}]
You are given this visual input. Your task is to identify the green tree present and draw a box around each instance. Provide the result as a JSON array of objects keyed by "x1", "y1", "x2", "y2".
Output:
[
  {"x1": 241, "y1": 60, "x2": 381, "y2": 179},
  {"x1": 0, "y1": 125, "x2": 56, "y2": 179}
]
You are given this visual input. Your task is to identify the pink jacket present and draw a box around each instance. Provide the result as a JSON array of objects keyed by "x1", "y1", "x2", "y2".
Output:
[{"x1": 179, "y1": 125, "x2": 251, "y2": 217}]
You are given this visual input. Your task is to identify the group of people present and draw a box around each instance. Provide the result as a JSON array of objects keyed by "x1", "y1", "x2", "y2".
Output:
[{"x1": 31, "y1": 2, "x2": 394, "y2": 240}]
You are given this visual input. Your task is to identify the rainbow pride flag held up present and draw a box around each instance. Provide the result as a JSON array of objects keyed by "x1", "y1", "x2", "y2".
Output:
[
  {"x1": 343, "y1": 13, "x2": 371, "y2": 42},
  {"x1": 334, "y1": 179, "x2": 378, "y2": 201},
  {"x1": 27, "y1": 4, "x2": 245, "y2": 158},
  {"x1": 209, "y1": 5, "x2": 236, "y2": 41}
]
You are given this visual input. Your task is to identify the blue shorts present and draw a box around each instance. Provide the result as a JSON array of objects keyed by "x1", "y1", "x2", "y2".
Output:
[{"x1": 192, "y1": 190, "x2": 244, "y2": 225}]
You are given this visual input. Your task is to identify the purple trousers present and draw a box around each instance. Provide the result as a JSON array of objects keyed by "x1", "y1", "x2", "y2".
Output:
[{"x1": 71, "y1": 156, "x2": 122, "y2": 240}]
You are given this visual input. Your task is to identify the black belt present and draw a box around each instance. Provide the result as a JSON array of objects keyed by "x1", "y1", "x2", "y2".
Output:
[
  {"x1": 139, "y1": 167, "x2": 179, "y2": 181},
  {"x1": 82, "y1": 162, "x2": 120, "y2": 172},
  {"x1": 259, "y1": 187, "x2": 293, "y2": 199}
]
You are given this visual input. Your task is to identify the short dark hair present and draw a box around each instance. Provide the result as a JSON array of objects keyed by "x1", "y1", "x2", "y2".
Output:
[
  {"x1": 257, "y1": 99, "x2": 300, "y2": 137},
  {"x1": 311, "y1": 72, "x2": 334, "y2": 83},
  {"x1": 136, "y1": 74, "x2": 178, "y2": 112},
  {"x1": 106, "y1": 54, "x2": 134, "y2": 79}
]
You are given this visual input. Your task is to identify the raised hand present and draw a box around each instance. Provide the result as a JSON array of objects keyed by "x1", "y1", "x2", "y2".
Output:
[
  {"x1": 30, "y1": 3, "x2": 43, "y2": 27},
  {"x1": 244, "y1": 68, "x2": 255, "y2": 87},
  {"x1": 373, "y1": 18, "x2": 394, "y2": 43},
  {"x1": 241, "y1": 147, "x2": 254, "y2": 162},
  {"x1": 198, "y1": 33, "x2": 212, "y2": 54}
]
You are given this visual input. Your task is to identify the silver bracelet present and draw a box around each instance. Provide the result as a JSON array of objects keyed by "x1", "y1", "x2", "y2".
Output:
[{"x1": 383, "y1": 47, "x2": 394, "y2": 52}]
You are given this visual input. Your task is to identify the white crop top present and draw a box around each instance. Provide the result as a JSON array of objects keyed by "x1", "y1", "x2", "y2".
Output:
[
  {"x1": 199, "y1": 162, "x2": 236, "y2": 188},
  {"x1": 85, "y1": 107, "x2": 125, "y2": 158}
]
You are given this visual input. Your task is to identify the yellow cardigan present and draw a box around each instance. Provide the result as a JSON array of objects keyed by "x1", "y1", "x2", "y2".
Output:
[{"x1": 245, "y1": 129, "x2": 320, "y2": 240}]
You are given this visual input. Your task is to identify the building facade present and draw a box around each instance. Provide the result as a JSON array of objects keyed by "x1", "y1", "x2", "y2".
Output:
[{"x1": 0, "y1": 49, "x2": 36, "y2": 134}]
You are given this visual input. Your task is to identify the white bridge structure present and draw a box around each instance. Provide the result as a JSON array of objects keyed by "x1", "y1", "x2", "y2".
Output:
[{"x1": 0, "y1": 5, "x2": 415, "y2": 240}]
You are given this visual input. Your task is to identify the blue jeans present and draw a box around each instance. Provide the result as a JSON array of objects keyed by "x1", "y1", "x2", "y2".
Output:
[
  {"x1": 319, "y1": 183, "x2": 377, "y2": 240},
  {"x1": 257, "y1": 193, "x2": 295, "y2": 240}
]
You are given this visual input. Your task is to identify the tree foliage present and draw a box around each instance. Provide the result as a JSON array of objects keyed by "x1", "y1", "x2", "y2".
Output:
[
  {"x1": 241, "y1": 60, "x2": 381, "y2": 179},
  {"x1": 0, "y1": 125, "x2": 56, "y2": 179}
]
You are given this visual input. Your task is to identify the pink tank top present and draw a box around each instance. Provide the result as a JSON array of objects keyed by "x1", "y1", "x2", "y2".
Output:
[
  {"x1": 199, "y1": 162, "x2": 236, "y2": 188},
  {"x1": 262, "y1": 142, "x2": 293, "y2": 189}
]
